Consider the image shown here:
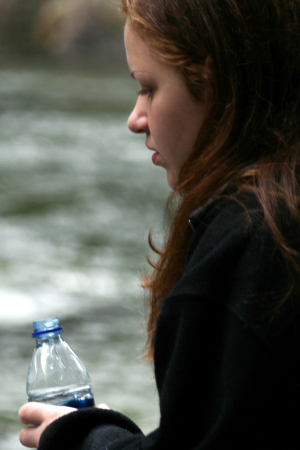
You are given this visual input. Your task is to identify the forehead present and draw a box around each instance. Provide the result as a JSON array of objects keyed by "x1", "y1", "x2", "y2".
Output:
[
  {"x1": 124, "y1": 21, "x2": 178, "y2": 81},
  {"x1": 124, "y1": 21, "x2": 152, "y2": 66}
]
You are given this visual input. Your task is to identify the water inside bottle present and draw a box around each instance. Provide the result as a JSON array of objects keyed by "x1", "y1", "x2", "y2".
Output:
[
  {"x1": 61, "y1": 396, "x2": 95, "y2": 409},
  {"x1": 28, "y1": 386, "x2": 95, "y2": 409}
]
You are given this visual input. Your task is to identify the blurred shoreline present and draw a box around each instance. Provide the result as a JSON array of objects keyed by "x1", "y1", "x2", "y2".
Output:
[
  {"x1": 0, "y1": 4, "x2": 165, "y2": 447},
  {"x1": 0, "y1": 0, "x2": 125, "y2": 70},
  {"x1": 0, "y1": 62, "x2": 166, "y2": 449}
]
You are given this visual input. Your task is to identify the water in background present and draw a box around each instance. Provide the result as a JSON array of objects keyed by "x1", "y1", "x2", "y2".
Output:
[{"x1": 0, "y1": 65, "x2": 170, "y2": 449}]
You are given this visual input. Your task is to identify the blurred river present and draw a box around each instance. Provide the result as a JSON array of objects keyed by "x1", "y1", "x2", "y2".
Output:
[{"x1": 0, "y1": 65, "x2": 170, "y2": 449}]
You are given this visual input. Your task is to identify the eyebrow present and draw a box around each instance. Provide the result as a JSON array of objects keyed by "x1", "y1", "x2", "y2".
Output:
[{"x1": 130, "y1": 70, "x2": 153, "y2": 79}]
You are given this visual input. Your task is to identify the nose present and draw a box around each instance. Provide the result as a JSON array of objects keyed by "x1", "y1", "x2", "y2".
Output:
[{"x1": 127, "y1": 98, "x2": 149, "y2": 134}]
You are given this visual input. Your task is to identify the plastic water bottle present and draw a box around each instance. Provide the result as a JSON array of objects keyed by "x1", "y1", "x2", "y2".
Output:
[{"x1": 27, "y1": 317, "x2": 95, "y2": 409}]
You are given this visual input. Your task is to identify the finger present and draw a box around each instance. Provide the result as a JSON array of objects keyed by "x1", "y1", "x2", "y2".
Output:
[
  {"x1": 19, "y1": 403, "x2": 42, "y2": 425},
  {"x1": 19, "y1": 403, "x2": 77, "y2": 448},
  {"x1": 19, "y1": 403, "x2": 54, "y2": 426},
  {"x1": 19, "y1": 424, "x2": 43, "y2": 449},
  {"x1": 19, "y1": 402, "x2": 76, "y2": 426},
  {"x1": 97, "y1": 403, "x2": 110, "y2": 410}
]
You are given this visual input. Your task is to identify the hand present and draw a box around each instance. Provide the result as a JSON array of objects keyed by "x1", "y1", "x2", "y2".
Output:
[
  {"x1": 19, "y1": 402, "x2": 76, "y2": 448},
  {"x1": 19, "y1": 401, "x2": 111, "y2": 448}
]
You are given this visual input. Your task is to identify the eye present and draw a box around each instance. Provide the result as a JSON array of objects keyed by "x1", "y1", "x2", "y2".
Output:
[{"x1": 137, "y1": 89, "x2": 152, "y2": 98}]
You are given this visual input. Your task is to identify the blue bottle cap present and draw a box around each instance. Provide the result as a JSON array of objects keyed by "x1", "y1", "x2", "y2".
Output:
[{"x1": 32, "y1": 317, "x2": 63, "y2": 338}]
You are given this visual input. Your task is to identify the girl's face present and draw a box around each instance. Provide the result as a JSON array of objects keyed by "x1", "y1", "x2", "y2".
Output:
[{"x1": 125, "y1": 21, "x2": 207, "y2": 189}]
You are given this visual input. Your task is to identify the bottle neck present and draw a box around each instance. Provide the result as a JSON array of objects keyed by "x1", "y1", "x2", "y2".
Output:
[{"x1": 35, "y1": 333, "x2": 63, "y2": 347}]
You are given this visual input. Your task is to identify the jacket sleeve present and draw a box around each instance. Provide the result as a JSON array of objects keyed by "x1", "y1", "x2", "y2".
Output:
[
  {"x1": 38, "y1": 196, "x2": 300, "y2": 450},
  {"x1": 38, "y1": 408, "x2": 145, "y2": 450}
]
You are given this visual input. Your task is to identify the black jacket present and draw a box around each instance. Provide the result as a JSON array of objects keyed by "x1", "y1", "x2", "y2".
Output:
[{"x1": 38, "y1": 192, "x2": 300, "y2": 450}]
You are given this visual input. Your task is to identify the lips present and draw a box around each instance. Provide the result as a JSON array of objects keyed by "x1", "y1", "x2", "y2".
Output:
[{"x1": 146, "y1": 142, "x2": 159, "y2": 165}]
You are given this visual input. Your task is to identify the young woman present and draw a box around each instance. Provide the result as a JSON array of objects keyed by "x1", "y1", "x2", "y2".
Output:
[{"x1": 19, "y1": 0, "x2": 300, "y2": 448}]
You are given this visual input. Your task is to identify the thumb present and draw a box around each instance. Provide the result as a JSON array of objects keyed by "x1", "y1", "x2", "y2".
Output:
[{"x1": 97, "y1": 403, "x2": 110, "y2": 410}]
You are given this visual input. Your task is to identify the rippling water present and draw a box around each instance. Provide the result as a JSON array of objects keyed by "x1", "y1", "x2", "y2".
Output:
[{"x1": 0, "y1": 65, "x2": 170, "y2": 449}]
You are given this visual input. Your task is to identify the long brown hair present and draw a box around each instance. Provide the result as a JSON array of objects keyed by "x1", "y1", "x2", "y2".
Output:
[{"x1": 121, "y1": 0, "x2": 300, "y2": 359}]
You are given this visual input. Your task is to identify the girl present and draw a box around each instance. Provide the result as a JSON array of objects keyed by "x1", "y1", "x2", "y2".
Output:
[{"x1": 19, "y1": 0, "x2": 300, "y2": 448}]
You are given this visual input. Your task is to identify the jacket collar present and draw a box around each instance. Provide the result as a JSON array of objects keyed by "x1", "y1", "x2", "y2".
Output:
[
  {"x1": 188, "y1": 164, "x2": 257, "y2": 231},
  {"x1": 188, "y1": 185, "x2": 230, "y2": 232}
]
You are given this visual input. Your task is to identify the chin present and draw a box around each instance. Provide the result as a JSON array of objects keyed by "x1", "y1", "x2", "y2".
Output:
[{"x1": 167, "y1": 172, "x2": 177, "y2": 190}]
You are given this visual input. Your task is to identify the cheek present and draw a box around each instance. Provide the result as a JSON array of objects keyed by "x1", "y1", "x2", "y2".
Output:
[
  {"x1": 148, "y1": 92, "x2": 204, "y2": 163},
  {"x1": 149, "y1": 116, "x2": 179, "y2": 153},
  {"x1": 149, "y1": 102, "x2": 183, "y2": 147}
]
